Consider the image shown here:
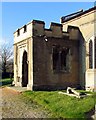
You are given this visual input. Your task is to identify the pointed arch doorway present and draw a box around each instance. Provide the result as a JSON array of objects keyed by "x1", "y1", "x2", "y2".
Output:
[{"x1": 22, "y1": 50, "x2": 28, "y2": 87}]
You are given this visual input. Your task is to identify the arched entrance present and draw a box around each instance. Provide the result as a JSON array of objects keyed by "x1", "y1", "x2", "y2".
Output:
[{"x1": 22, "y1": 50, "x2": 28, "y2": 87}]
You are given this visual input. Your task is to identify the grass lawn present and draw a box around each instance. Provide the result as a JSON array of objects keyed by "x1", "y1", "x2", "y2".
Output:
[
  {"x1": 0, "y1": 78, "x2": 13, "y2": 86},
  {"x1": 21, "y1": 90, "x2": 96, "y2": 118}
]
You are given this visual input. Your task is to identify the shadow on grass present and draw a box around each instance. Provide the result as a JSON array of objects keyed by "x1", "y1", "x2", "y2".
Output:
[{"x1": 85, "y1": 108, "x2": 95, "y2": 120}]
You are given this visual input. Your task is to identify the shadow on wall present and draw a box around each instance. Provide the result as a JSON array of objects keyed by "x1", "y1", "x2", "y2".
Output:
[{"x1": 78, "y1": 29, "x2": 86, "y2": 90}]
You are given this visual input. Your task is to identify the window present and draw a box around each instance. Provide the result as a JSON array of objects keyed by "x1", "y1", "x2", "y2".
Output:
[
  {"x1": 17, "y1": 29, "x2": 20, "y2": 36},
  {"x1": 53, "y1": 45, "x2": 59, "y2": 71},
  {"x1": 95, "y1": 37, "x2": 96, "y2": 68},
  {"x1": 89, "y1": 40, "x2": 93, "y2": 69},
  {"x1": 61, "y1": 48, "x2": 69, "y2": 71},
  {"x1": 24, "y1": 25, "x2": 27, "y2": 33},
  {"x1": 52, "y1": 45, "x2": 70, "y2": 72}
]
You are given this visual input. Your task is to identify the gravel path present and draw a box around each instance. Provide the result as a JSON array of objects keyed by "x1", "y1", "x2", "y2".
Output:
[
  {"x1": 2, "y1": 87, "x2": 49, "y2": 118},
  {"x1": 1, "y1": 87, "x2": 95, "y2": 119}
]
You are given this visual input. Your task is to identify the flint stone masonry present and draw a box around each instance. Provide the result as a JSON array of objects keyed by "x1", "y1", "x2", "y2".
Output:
[{"x1": 13, "y1": 6, "x2": 96, "y2": 91}]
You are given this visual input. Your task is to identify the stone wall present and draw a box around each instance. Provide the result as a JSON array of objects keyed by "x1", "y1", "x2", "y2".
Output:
[
  {"x1": 14, "y1": 22, "x2": 33, "y2": 44},
  {"x1": 14, "y1": 19, "x2": 81, "y2": 90},
  {"x1": 61, "y1": 8, "x2": 96, "y2": 90},
  {"x1": 14, "y1": 38, "x2": 33, "y2": 89},
  {"x1": 33, "y1": 37, "x2": 80, "y2": 90},
  {"x1": 32, "y1": 21, "x2": 80, "y2": 90}
]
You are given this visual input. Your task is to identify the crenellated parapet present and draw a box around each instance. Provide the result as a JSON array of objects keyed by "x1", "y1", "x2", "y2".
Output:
[
  {"x1": 13, "y1": 20, "x2": 80, "y2": 90},
  {"x1": 14, "y1": 19, "x2": 80, "y2": 44}
]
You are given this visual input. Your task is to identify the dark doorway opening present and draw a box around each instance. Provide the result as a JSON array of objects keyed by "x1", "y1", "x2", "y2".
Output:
[{"x1": 22, "y1": 50, "x2": 28, "y2": 87}]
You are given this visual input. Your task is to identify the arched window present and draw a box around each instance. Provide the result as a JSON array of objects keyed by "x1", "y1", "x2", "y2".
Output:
[
  {"x1": 89, "y1": 40, "x2": 93, "y2": 69},
  {"x1": 52, "y1": 45, "x2": 70, "y2": 72}
]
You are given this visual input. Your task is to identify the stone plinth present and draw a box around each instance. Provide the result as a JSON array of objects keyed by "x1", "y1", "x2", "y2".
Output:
[{"x1": 86, "y1": 69, "x2": 96, "y2": 91}]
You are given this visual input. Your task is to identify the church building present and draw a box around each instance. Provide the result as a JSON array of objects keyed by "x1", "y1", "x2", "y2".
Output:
[{"x1": 13, "y1": 6, "x2": 96, "y2": 91}]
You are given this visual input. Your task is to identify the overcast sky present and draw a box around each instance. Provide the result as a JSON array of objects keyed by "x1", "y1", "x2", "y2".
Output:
[{"x1": 2, "y1": 2, "x2": 94, "y2": 46}]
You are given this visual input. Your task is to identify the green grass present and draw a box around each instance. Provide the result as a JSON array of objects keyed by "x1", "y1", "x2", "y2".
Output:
[
  {"x1": 21, "y1": 90, "x2": 96, "y2": 118},
  {"x1": 0, "y1": 78, "x2": 13, "y2": 86}
]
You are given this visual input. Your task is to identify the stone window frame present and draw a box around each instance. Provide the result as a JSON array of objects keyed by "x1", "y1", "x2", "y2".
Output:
[
  {"x1": 88, "y1": 35, "x2": 96, "y2": 69},
  {"x1": 52, "y1": 45, "x2": 71, "y2": 73}
]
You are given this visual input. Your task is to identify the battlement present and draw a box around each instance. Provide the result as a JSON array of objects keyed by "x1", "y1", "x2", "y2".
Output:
[{"x1": 14, "y1": 19, "x2": 80, "y2": 43}]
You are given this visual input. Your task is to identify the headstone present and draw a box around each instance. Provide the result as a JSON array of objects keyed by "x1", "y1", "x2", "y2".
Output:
[{"x1": 67, "y1": 87, "x2": 80, "y2": 96}]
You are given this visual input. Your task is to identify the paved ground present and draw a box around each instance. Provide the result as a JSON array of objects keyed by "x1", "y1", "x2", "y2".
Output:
[{"x1": 1, "y1": 87, "x2": 49, "y2": 118}]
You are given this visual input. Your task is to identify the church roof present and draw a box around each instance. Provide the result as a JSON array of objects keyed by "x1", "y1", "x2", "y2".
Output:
[{"x1": 61, "y1": 6, "x2": 96, "y2": 23}]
